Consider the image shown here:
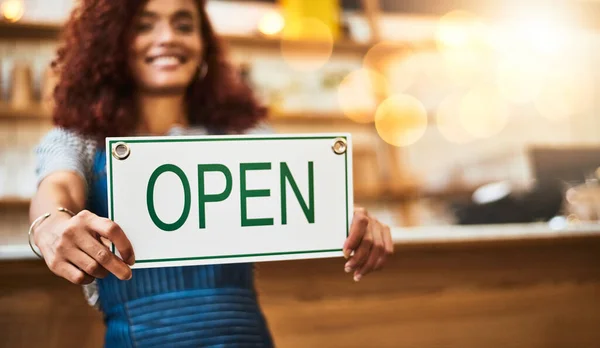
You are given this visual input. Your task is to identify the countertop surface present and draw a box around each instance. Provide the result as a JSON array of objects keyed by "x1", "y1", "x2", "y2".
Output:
[{"x1": 2, "y1": 221, "x2": 600, "y2": 261}]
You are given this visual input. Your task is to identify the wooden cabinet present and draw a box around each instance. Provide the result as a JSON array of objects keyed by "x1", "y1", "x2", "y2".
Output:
[{"x1": 2, "y1": 235, "x2": 600, "y2": 347}]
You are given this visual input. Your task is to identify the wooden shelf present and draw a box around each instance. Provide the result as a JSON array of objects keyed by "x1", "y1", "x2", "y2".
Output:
[
  {"x1": 0, "y1": 197, "x2": 30, "y2": 209},
  {"x1": 0, "y1": 103, "x2": 359, "y2": 125},
  {"x1": 0, "y1": 21, "x2": 62, "y2": 40},
  {"x1": 269, "y1": 111, "x2": 360, "y2": 125},
  {"x1": 224, "y1": 33, "x2": 371, "y2": 56},
  {"x1": 0, "y1": 103, "x2": 51, "y2": 120},
  {"x1": 0, "y1": 21, "x2": 371, "y2": 55}
]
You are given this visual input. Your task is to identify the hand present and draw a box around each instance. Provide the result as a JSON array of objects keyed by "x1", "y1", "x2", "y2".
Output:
[
  {"x1": 34, "y1": 210, "x2": 135, "y2": 285},
  {"x1": 343, "y1": 207, "x2": 393, "y2": 282}
]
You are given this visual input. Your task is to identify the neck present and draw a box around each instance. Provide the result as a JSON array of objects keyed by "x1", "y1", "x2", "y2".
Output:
[{"x1": 136, "y1": 94, "x2": 188, "y2": 135}]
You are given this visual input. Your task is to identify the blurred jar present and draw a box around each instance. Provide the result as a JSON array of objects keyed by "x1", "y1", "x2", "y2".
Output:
[
  {"x1": 0, "y1": 59, "x2": 3, "y2": 103},
  {"x1": 0, "y1": 148, "x2": 6, "y2": 197},
  {"x1": 41, "y1": 65, "x2": 58, "y2": 115},
  {"x1": 1, "y1": 146, "x2": 19, "y2": 197},
  {"x1": 563, "y1": 178, "x2": 600, "y2": 223},
  {"x1": 16, "y1": 144, "x2": 37, "y2": 198},
  {"x1": 10, "y1": 61, "x2": 35, "y2": 109}
]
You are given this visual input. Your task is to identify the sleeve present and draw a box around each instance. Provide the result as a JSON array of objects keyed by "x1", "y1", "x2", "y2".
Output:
[
  {"x1": 34, "y1": 127, "x2": 97, "y2": 191},
  {"x1": 34, "y1": 127, "x2": 102, "y2": 310},
  {"x1": 246, "y1": 121, "x2": 276, "y2": 135}
]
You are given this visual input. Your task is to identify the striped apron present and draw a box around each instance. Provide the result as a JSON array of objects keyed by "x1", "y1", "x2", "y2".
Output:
[{"x1": 87, "y1": 150, "x2": 274, "y2": 347}]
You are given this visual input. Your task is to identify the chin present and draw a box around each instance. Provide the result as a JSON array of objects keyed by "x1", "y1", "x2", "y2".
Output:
[{"x1": 142, "y1": 80, "x2": 193, "y2": 95}]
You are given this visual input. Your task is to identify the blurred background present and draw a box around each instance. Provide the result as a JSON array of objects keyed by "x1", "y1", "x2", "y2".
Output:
[
  {"x1": 1, "y1": 1, "x2": 600, "y2": 347},
  {"x1": 1, "y1": 0, "x2": 600, "y2": 232}
]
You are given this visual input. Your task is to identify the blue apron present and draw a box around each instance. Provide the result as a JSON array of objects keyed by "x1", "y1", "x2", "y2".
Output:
[{"x1": 87, "y1": 150, "x2": 274, "y2": 348}]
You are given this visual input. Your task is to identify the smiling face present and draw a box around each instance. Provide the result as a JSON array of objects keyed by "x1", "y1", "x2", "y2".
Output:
[{"x1": 128, "y1": 0, "x2": 203, "y2": 94}]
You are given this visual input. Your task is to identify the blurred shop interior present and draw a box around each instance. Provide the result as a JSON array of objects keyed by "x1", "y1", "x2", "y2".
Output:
[
  {"x1": 2, "y1": 1, "x2": 600, "y2": 348},
  {"x1": 1, "y1": 0, "x2": 600, "y2": 237}
]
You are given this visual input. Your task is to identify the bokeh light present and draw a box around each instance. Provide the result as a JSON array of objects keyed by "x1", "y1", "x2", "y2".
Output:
[
  {"x1": 337, "y1": 68, "x2": 387, "y2": 123},
  {"x1": 363, "y1": 41, "x2": 409, "y2": 72},
  {"x1": 375, "y1": 94, "x2": 428, "y2": 147},
  {"x1": 459, "y1": 85, "x2": 509, "y2": 138},
  {"x1": 436, "y1": 10, "x2": 491, "y2": 86},
  {"x1": 534, "y1": 70, "x2": 594, "y2": 122},
  {"x1": 258, "y1": 10, "x2": 285, "y2": 36},
  {"x1": 436, "y1": 92, "x2": 474, "y2": 144},
  {"x1": 489, "y1": 12, "x2": 571, "y2": 59},
  {"x1": 280, "y1": 17, "x2": 334, "y2": 72},
  {"x1": 496, "y1": 57, "x2": 544, "y2": 104},
  {"x1": 385, "y1": 53, "x2": 421, "y2": 94},
  {"x1": 363, "y1": 42, "x2": 417, "y2": 94},
  {"x1": 1, "y1": 0, "x2": 24, "y2": 22},
  {"x1": 436, "y1": 10, "x2": 485, "y2": 50}
]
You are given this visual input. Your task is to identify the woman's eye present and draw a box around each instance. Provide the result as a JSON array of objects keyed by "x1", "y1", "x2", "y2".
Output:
[
  {"x1": 136, "y1": 22, "x2": 153, "y2": 33},
  {"x1": 176, "y1": 23, "x2": 194, "y2": 33}
]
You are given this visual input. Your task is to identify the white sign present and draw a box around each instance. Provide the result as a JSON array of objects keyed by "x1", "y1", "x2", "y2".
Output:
[{"x1": 106, "y1": 133, "x2": 353, "y2": 269}]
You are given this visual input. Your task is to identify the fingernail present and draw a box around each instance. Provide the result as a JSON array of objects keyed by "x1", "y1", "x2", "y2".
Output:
[
  {"x1": 354, "y1": 274, "x2": 362, "y2": 282},
  {"x1": 343, "y1": 249, "x2": 351, "y2": 259},
  {"x1": 344, "y1": 266, "x2": 352, "y2": 273},
  {"x1": 125, "y1": 252, "x2": 136, "y2": 265}
]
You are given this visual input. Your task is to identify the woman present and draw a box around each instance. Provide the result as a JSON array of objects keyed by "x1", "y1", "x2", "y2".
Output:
[{"x1": 29, "y1": 0, "x2": 394, "y2": 346}]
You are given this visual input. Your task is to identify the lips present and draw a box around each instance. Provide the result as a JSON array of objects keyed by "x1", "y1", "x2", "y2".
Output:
[{"x1": 145, "y1": 54, "x2": 188, "y2": 68}]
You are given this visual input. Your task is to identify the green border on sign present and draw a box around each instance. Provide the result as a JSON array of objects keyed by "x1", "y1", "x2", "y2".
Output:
[{"x1": 108, "y1": 135, "x2": 350, "y2": 261}]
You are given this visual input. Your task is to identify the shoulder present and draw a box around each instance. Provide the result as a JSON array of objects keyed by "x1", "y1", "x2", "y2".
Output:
[
  {"x1": 173, "y1": 122, "x2": 276, "y2": 136},
  {"x1": 244, "y1": 121, "x2": 276, "y2": 135},
  {"x1": 36, "y1": 127, "x2": 98, "y2": 160},
  {"x1": 37, "y1": 127, "x2": 98, "y2": 148},
  {"x1": 35, "y1": 127, "x2": 99, "y2": 187}
]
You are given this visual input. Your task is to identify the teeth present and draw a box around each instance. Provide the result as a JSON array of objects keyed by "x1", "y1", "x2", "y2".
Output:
[{"x1": 151, "y1": 56, "x2": 180, "y2": 67}]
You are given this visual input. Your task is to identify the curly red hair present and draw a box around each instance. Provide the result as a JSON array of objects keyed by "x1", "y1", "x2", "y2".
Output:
[{"x1": 51, "y1": 0, "x2": 267, "y2": 142}]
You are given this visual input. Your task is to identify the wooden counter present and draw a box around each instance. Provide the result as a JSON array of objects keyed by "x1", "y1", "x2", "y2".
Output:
[{"x1": 2, "y1": 224, "x2": 600, "y2": 347}]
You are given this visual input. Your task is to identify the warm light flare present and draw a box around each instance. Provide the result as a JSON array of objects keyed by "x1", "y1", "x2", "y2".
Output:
[
  {"x1": 459, "y1": 86, "x2": 509, "y2": 138},
  {"x1": 386, "y1": 54, "x2": 421, "y2": 94},
  {"x1": 1, "y1": 0, "x2": 24, "y2": 22},
  {"x1": 436, "y1": 93, "x2": 474, "y2": 144},
  {"x1": 496, "y1": 57, "x2": 544, "y2": 104},
  {"x1": 375, "y1": 94, "x2": 428, "y2": 147},
  {"x1": 258, "y1": 11, "x2": 285, "y2": 36},
  {"x1": 534, "y1": 71, "x2": 594, "y2": 122},
  {"x1": 280, "y1": 17, "x2": 333, "y2": 72},
  {"x1": 436, "y1": 10, "x2": 485, "y2": 50},
  {"x1": 337, "y1": 68, "x2": 387, "y2": 123},
  {"x1": 436, "y1": 11, "x2": 491, "y2": 86}
]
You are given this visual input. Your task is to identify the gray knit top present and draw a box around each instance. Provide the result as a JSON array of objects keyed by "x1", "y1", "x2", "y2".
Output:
[{"x1": 33, "y1": 123, "x2": 274, "y2": 307}]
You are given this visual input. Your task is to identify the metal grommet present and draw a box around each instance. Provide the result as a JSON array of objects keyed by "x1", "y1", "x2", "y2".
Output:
[
  {"x1": 332, "y1": 138, "x2": 347, "y2": 155},
  {"x1": 112, "y1": 142, "x2": 130, "y2": 160}
]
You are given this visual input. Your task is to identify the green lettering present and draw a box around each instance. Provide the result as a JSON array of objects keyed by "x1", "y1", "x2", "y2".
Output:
[
  {"x1": 240, "y1": 163, "x2": 274, "y2": 227},
  {"x1": 198, "y1": 164, "x2": 233, "y2": 229},
  {"x1": 147, "y1": 164, "x2": 191, "y2": 232},
  {"x1": 280, "y1": 162, "x2": 315, "y2": 225}
]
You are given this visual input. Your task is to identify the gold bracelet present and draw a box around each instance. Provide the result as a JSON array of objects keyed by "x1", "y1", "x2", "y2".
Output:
[{"x1": 28, "y1": 207, "x2": 76, "y2": 260}]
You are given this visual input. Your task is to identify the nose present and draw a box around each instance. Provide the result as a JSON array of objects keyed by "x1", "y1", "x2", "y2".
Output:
[{"x1": 156, "y1": 22, "x2": 176, "y2": 45}]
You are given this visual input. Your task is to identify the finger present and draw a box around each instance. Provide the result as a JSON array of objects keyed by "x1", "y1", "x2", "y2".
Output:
[
  {"x1": 382, "y1": 224, "x2": 394, "y2": 256},
  {"x1": 354, "y1": 221, "x2": 385, "y2": 281},
  {"x1": 374, "y1": 225, "x2": 394, "y2": 271},
  {"x1": 56, "y1": 261, "x2": 95, "y2": 285},
  {"x1": 345, "y1": 221, "x2": 374, "y2": 272},
  {"x1": 343, "y1": 207, "x2": 369, "y2": 258},
  {"x1": 68, "y1": 248, "x2": 109, "y2": 279},
  {"x1": 86, "y1": 216, "x2": 135, "y2": 265},
  {"x1": 78, "y1": 234, "x2": 132, "y2": 281},
  {"x1": 374, "y1": 256, "x2": 386, "y2": 271}
]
